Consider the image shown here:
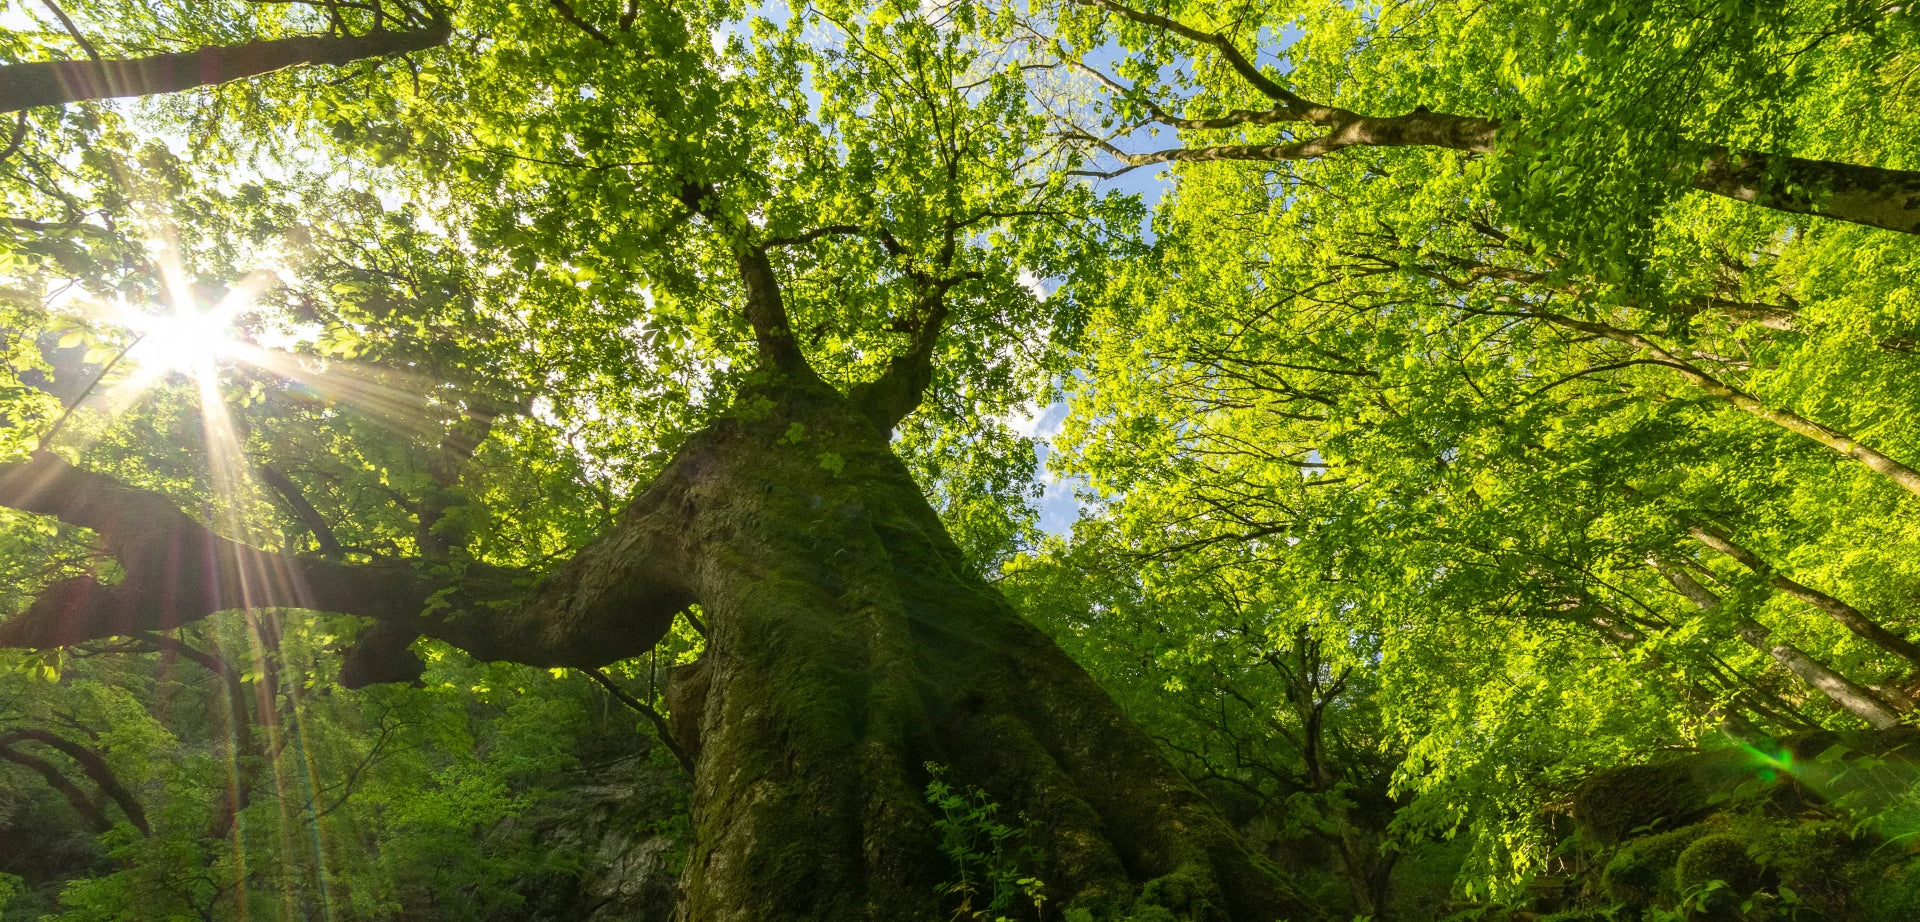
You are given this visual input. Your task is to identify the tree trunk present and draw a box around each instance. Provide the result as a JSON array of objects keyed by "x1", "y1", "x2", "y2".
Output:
[
  {"x1": 1692, "y1": 150, "x2": 1920, "y2": 236},
  {"x1": 0, "y1": 19, "x2": 450, "y2": 114},
  {"x1": 641, "y1": 380, "x2": 1323, "y2": 921},
  {"x1": 1649, "y1": 556, "x2": 1903, "y2": 729}
]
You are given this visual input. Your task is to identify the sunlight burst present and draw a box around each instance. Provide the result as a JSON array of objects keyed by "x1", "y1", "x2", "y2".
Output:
[{"x1": 114, "y1": 268, "x2": 274, "y2": 379}]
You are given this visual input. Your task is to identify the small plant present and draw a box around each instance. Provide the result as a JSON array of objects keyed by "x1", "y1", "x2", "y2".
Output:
[{"x1": 925, "y1": 762, "x2": 1048, "y2": 921}]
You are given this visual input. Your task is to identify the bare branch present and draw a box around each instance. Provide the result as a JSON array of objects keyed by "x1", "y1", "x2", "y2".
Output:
[
  {"x1": 584, "y1": 666, "x2": 693, "y2": 775},
  {"x1": 545, "y1": 0, "x2": 615, "y2": 47}
]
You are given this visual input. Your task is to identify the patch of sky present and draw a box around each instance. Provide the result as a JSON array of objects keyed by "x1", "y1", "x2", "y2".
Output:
[{"x1": 1006, "y1": 397, "x2": 1084, "y2": 536}]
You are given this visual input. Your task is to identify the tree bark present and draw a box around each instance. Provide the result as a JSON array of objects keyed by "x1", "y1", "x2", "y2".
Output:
[
  {"x1": 0, "y1": 19, "x2": 450, "y2": 114},
  {"x1": 1693, "y1": 150, "x2": 1920, "y2": 236},
  {"x1": 652, "y1": 380, "x2": 1323, "y2": 920}
]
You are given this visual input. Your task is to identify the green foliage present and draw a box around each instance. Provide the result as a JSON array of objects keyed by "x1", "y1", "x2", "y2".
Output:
[
  {"x1": 3, "y1": 0, "x2": 1920, "y2": 916},
  {"x1": 1040, "y1": 0, "x2": 1920, "y2": 900},
  {"x1": 924, "y1": 763, "x2": 1048, "y2": 921}
]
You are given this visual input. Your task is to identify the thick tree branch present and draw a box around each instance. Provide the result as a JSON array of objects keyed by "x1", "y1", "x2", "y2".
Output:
[
  {"x1": 679, "y1": 182, "x2": 820, "y2": 380},
  {"x1": 0, "y1": 449, "x2": 695, "y2": 686},
  {"x1": 0, "y1": 16, "x2": 451, "y2": 113},
  {"x1": 0, "y1": 743, "x2": 112, "y2": 831},
  {"x1": 733, "y1": 243, "x2": 818, "y2": 380},
  {"x1": 0, "y1": 452, "x2": 441, "y2": 650},
  {"x1": 1070, "y1": 0, "x2": 1920, "y2": 235},
  {"x1": 0, "y1": 727, "x2": 148, "y2": 834},
  {"x1": 848, "y1": 273, "x2": 978, "y2": 432}
]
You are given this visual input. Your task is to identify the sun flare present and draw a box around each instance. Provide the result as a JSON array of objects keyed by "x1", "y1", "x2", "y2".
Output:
[
  {"x1": 123, "y1": 303, "x2": 240, "y2": 373},
  {"x1": 111, "y1": 268, "x2": 275, "y2": 377}
]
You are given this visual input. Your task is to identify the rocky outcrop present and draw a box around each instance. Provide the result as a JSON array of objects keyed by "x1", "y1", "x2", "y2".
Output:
[
  {"x1": 491, "y1": 739, "x2": 688, "y2": 922},
  {"x1": 1522, "y1": 729, "x2": 1920, "y2": 921}
]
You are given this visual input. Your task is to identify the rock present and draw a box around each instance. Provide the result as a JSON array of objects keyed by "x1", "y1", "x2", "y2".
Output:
[{"x1": 490, "y1": 739, "x2": 689, "y2": 922}]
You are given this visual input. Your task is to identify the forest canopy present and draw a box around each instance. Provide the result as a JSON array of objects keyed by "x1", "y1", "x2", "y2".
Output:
[{"x1": 0, "y1": 0, "x2": 1918, "y2": 920}]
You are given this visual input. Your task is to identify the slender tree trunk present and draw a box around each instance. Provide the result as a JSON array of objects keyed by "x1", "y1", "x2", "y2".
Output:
[
  {"x1": 1693, "y1": 150, "x2": 1920, "y2": 236},
  {"x1": 652, "y1": 381, "x2": 1324, "y2": 922},
  {"x1": 1650, "y1": 556, "x2": 1902, "y2": 729},
  {"x1": 0, "y1": 19, "x2": 450, "y2": 113},
  {"x1": 1684, "y1": 524, "x2": 1920, "y2": 670},
  {"x1": 1731, "y1": 622, "x2": 1901, "y2": 730},
  {"x1": 1531, "y1": 308, "x2": 1920, "y2": 499}
]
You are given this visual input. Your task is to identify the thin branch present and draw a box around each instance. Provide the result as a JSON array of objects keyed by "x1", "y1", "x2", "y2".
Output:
[
  {"x1": 584, "y1": 666, "x2": 694, "y2": 776},
  {"x1": 257, "y1": 464, "x2": 346, "y2": 557},
  {"x1": 0, "y1": 112, "x2": 29, "y2": 165},
  {"x1": 38, "y1": 0, "x2": 102, "y2": 65},
  {"x1": 38, "y1": 333, "x2": 140, "y2": 451},
  {"x1": 545, "y1": 0, "x2": 615, "y2": 46},
  {"x1": 1068, "y1": 0, "x2": 1302, "y2": 108}
]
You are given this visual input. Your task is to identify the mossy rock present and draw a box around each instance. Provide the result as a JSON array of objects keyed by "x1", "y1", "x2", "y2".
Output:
[
  {"x1": 1600, "y1": 824, "x2": 1708, "y2": 905},
  {"x1": 1570, "y1": 730, "x2": 1920, "y2": 847},
  {"x1": 1855, "y1": 858, "x2": 1920, "y2": 922},
  {"x1": 1572, "y1": 753, "x2": 1760, "y2": 845},
  {"x1": 1675, "y1": 834, "x2": 1765, "y2": 899},
  {"x1": 1745, "y1": 817, "x2": 1860, "y2": 913}
]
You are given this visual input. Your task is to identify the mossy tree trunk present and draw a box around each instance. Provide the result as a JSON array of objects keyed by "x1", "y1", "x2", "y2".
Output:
[{"x1": 614, "y1": 380, "x2": 1321, "y2": 921}]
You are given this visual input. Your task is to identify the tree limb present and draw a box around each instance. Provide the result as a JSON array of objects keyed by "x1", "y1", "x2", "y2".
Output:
[
  {"x1": 0, "y1": 727, "x2": 148, "y2": 834},
  {"x1": 0, "y1": 15, "x2": 451, "y2": 113},
  {"x1": 545, "y1": 0, "x2": 615, "y2": 47},
  {"x1": 584, "y1": 666, "x2": 694, "y2": 775},
  {"x1": 0, "y1": 742, "x2": 112, "y2": 831},
  {"x1": 0, "y1": 449, "x2": 695, "y2": 686},
  {"x1": 258, "y1": 465, "x2": 345, "y2": 557},
  {"x1": 1069, "y1": 0, "x2": 1920, "y2": 235}
]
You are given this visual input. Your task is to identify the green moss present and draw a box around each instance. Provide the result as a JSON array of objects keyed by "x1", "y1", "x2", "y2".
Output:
[
  {"x1": 1747, "y1": 817, "x2": 1855, "y2": 905},
  {"x1": 1574, "y1": 763, "x2": 1710, "y2": 846},
  {"x1": 1600, "y1": 824, "x2": 1708, "y2": 905},
  {"x1": 1856, "y1": 859, "x2": 1920, "y2": 922},
  {"x1": 1674, "y1": 834, "x2": 1764, "y2": 898},
  {"x1": 1129, "y1": 867, "x2": 1225, "y2": 922}
]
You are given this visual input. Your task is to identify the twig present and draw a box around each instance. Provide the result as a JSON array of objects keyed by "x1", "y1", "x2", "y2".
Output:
[
  {"x1": 545, "y1": 0, "x2": 614, "y2": 46},
  {"x1": 38, "y1": 333, "x2": 140, "y2": 451}
]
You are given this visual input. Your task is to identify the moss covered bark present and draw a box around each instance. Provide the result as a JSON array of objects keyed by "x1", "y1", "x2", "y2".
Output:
[{"x1": 613, "y1": 379, "x2": 1325, "y2": 921}]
